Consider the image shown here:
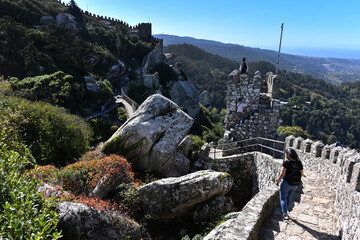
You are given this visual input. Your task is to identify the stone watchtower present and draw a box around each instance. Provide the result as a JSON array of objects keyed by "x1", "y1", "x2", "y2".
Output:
[{"x1": 224, "y1": 70, "x2": 280, "y2": 140}]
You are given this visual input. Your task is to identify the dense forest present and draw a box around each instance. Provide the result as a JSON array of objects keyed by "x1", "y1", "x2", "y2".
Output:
[{"x1": 166, "y1": 44, "x2": 360, "y2": 150}]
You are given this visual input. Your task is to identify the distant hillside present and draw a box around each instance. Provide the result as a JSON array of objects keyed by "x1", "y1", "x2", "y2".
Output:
[
  {"x1": 155, "y1": 34, "x2": 360, "y2": 85},
  {"x1": 165, "y1": 43, "x2": 360, "y2": 150},
  {"x1": 165, "y1": 44, "x2": 276, "y2": 109}
]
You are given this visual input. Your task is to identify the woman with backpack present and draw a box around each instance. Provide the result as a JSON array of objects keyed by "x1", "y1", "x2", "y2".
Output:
[{"x1": 275, "y1": 148, "x2": 304, "y2": 220}]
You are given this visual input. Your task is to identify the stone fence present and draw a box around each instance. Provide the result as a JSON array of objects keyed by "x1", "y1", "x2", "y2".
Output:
[
  {"x1": 285, "y1": 135, "x2": 360, "y2": 240},
  {"x1": 56, "y1": 0, "x2": 152, "y2": 39},
  {"x1": 198, "y1": 152, "x2": 282, "y2": 239},
  {"x1": 120, "y1": 87, "x2": 138, "y2": 111}
]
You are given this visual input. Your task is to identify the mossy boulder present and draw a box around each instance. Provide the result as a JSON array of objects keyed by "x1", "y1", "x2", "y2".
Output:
[{"x1": 102, "y1": 94, "x2": 194, "y2": 177}]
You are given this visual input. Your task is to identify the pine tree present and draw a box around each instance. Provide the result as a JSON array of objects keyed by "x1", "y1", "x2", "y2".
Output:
[{"x1": 67, "y1": 0, "x2": 83, "y2": 23}]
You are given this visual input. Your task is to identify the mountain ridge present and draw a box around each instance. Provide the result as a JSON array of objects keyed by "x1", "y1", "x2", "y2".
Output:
[{"x1": 155, "y1": 34, "x2": 360, "y2": 84}]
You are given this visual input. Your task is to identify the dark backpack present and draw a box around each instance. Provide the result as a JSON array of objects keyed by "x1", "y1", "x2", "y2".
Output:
[
  {"x1": 240, "y1": 63, "x2": 247, "y2": 74},
  {"x1": 288, "y1": 163, "x2": 302, "y2": 185}
]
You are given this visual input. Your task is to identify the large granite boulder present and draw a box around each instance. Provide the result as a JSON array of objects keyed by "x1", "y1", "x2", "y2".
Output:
[
  {"x1": 56, "y1": 13, "x2": 79, "y2": 33},
  {"x1": 101, "y1": 94, "x2": 194, "y2": 177},
  {"x1": 138, "y1": 170, "x2": 233, "y2": 219},
  {"x1": 57, "y1": 202, "x2": 143, "y2": 240}
]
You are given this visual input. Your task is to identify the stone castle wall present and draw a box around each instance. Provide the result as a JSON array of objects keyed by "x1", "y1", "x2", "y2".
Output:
[
  {"x1": 55, "y1": 0, "x2": 152, "y2": 39},
  {"x1": 202, "y1": 152, "x2": 282, "y2": 240},
  {"x1": 285, "y1": 136, "x2": 360, "y2": 240},
  {"x1": 225, "y1": 71, "x2": 280, "y2": 140},
  {"x1": 142, "y1": 40, "x2": 164, "y2": 73}
]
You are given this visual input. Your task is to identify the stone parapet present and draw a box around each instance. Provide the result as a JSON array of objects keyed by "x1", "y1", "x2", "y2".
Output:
[
  {"x1": 201, "y1": 152, "x2": 282, "y2": 240},
  {"x1": 204, "y1": 187, "x2": 279, "y2": 240},
  {"x1": 285, "y1": 135, "x2": 360, "y2": 239}
]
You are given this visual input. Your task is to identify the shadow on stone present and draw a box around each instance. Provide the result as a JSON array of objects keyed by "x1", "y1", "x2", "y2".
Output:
[{"x1": 291, "y1": 219, "x2": 340, "y2": 240}]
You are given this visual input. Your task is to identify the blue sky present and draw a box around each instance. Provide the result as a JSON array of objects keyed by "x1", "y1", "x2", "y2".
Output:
[{"x1": 74, "y1": 0, "x2": 360, "y2": 59}]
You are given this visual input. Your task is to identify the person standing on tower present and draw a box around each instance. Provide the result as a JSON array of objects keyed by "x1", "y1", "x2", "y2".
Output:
[
  {"x1": 235, "y1": 98, "x2": 247, "y2": 126},
  {"x1": 239, "y1": 57, "x2": 248, "y2": 74}
]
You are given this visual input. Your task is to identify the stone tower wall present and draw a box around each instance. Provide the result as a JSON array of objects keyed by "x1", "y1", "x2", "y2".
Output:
[
  {"x1": 285, "y1": 136, "x2": 360, "y2": 240},
  {"x1": 225, "y1": 71, "x2": 280, "y2": 140}
]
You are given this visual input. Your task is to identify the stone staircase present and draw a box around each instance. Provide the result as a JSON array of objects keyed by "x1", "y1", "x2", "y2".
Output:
[{"x1": 258, "y1": 169, "x2": 340, "y2": 240}]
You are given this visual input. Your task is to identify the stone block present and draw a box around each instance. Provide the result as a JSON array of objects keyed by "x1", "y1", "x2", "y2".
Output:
[
  {"x1": 321, "y1": 145, "x2": 333, "y2": 160},
  {"x1": 311, "y1": 141, "x2": 324, "y2": 158},
  {"x1": 285, "y1": 135, "x2": 296, "y2": 149},
  {"x1": 293, "y1": 137, "x2": 304, "y2": 150},
  {"x1": 301, "y1": 139, "x2": 313, "y2": 153},
  {"x1": 330, "y1": 146, "x2": 342, "y2": 164}
]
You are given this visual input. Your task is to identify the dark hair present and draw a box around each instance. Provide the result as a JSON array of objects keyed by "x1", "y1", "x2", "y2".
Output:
[
  {"x1": 242, "y1": 57, "x2": 246, "y2": 62},
  {"x1": 286, "y1": 148, "x2": 300, "y2": 161},
  {"x1": 238, "y1": 98, "x2": 242, "y2": 102}
]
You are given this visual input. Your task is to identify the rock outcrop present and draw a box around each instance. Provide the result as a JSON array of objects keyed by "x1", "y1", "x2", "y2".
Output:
[
  {"x1": 169, "y1": 80, "x2": 200, "y2": 118},
  {"x1": 199, "y1": 91, "x2": 211, "y2": 107},
  {"x1": 107, "y1": 60, "x2": 126, "y2": 80},
  {"x1": 193, "y1": 196, "x2": 234, "y2": 222},
  {"x1": 84, "y1": 76, "x2": 99, "y2": 92},
  {"x1": 102, "y1": 94, "x2": 194, "y2": 177},
  {"x1": 40, "y1": 16, "x2": 56, "y2": 25},
  {"x1": 56, "y1": 13, "x2": 79, "y2": 34},
  {"x1": 138, "y1": 170, "x2": 233, "y2": 219},
  {"x1": 57, "y1": 202, "x2": 143, "y2": 240}
]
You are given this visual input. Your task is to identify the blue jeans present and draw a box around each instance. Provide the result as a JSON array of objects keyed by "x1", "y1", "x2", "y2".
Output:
[{"x1": 279, "y1": 179, "x2": 298, "y2": 215}]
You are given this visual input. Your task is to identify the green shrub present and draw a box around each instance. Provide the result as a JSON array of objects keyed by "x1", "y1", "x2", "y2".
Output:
[
  {"x1": 0, "y1": 95, "x2": 92, "y2": 166},
  {"x1": 277, "y1": 126, "x2": 310, "y2": 139},
  {"x1": 88, "y1": 118, "x2": 114, "y2": 144},
  {"x1": 9, "y1": 71, "x2": 75, "y2": 105},
  {"x1": 0, "y1": 150, "x2": 61, "y2": 239},
  {"x1": 117, "y1": 184, "x2": 141, "y2": 215},
  {"x1": 192, "y1": 135, "x2": 205, "y2": 150},
  {"x1": 26, "y1": 165, "x2": 60, "y2": 183}
]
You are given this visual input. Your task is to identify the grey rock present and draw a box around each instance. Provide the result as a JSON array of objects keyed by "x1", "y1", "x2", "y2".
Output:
[
  {"x1": 107, "y1": 65, "x2": 120, "y2": 80},
  {"x1": 84, "y1": 76, "x2": 96, "y2": 83},
  {"x1": 56, "y1": 13, "x2": 79, "y2": 33},
  {"x1": 143, "y1": 72, "x2": 160, "y2": 89},
  {"x1": 39, "y1": 183, "x2": 67, "y2": 198},
  {"x1": 199, "y1": 91, "x2": 211, "y2": 107},
  {"x1": 40, "y1": 16, "x2": 56, "y2": 25},
  {"x1": 86, "y1": 82, "x2": 99, "y2": 92},
  {"x1": 193, "y1": 196, "x2": 234, "y2": 222},
  {"x1": 102, "y1": 94, "x2": 194, "y2": 177},
  {"x1": 107, "y1": 61, "x2": 126, "y2": 80},
  {"x1": 57, "y1": 202, "x2": 142, "y2": 240},
  {"x1": 177, "y1": 135, "x2": 194, "y2": 157},
  {"x1": 91, "y1": 164, "x2": 133, "y2": 199},
  {"x1": 138, "y1": 170, "x2": 233, "y2": 219},
  {"x1": 169, "y1": 80, "x2": 200, "y2": 118}
]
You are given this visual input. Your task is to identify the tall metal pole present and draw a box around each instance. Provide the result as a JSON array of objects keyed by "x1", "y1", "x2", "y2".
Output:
[{"x1": 276, "y1": 23, "x2": 284, "y2": 74}]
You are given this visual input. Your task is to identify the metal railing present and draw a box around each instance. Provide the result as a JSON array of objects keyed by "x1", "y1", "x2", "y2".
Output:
[{"x1": 207, "y1": 137, "x2": 285, "y2": 159}]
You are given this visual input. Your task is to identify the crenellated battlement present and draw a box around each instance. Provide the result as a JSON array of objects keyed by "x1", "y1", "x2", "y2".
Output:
[
  {"x1": 54, "y1": 0, "x2": 152, "y2": 39},
  {"x1": 225, "y1": 71, "x2": 281, "y2": 140},
  {"x1": 285, "y1": 135, "x2": 360, "y2": 239}
]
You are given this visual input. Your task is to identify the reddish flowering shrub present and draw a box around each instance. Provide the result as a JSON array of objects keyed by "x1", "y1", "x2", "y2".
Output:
[
  {"x1": 79, "y1": 148, "x2": 105, "y2": 162},
  {"x1": 25, "y1": 165, "x2": 59, "y2": 183},
  {"x1": 75, "y1": 194, "x2": 131, "y2": 214},
  {"x1": 58, "y1": 154, "x2": 135, "y2": 195}
]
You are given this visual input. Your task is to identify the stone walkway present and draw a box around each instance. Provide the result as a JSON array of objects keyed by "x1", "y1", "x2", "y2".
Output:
[{"x1": 258, "y1": 169, "x2": 340, "y2": 240}]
